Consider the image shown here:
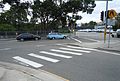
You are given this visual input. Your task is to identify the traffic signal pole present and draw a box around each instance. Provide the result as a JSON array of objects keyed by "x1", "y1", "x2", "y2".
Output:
[
  {"x1": 104, "y1": 0, "x2": 109, "y2": 45},
  {"x1": 105, "y1": 0, "x2": 111, "y2": 48},
  {"x1": 96, "y1": 0, "x2": 112, "y2": 48}
]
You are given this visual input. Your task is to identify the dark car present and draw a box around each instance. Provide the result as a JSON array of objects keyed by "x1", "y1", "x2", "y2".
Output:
[{"x1": 16, "y1": 33, "x2": 41, "y2": 41}]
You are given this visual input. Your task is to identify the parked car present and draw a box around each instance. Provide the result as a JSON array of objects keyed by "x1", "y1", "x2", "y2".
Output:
[
  {"x1": 116, "y1": 29, "x2": 120, "y2": 38},
  {"x1": 47, "y1": 33, "x2": 67, "y2": 40},
  {"x1": 111, "y1": 29, "x2": 120, "y2": 38},
  {"x1": 16, "y1": 33, "x2": 41, "y2": 41}
]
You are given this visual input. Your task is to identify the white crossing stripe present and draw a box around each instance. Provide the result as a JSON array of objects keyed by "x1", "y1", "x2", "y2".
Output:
[
  {"x1": 13, "y1": 56, "x2": 43, "y2": 68},
  {"x1": 50, "y1": 49, "x2": 82, "y2": 56},
  {"x1": 28, "y1": 53, "x2": 60, "y2": 63},
  {"x1": 59, "y1": 47, "x2": 91, "y2": 53},
  {"x1": 66, "y1": 45, "x2": 120, "y2": 56},
  {"x1": 40, "y1": 51, "x2": 72, "y2": 58},
  {"x1": 66, "y1": 45, "x2": 97, "y2": 51}
]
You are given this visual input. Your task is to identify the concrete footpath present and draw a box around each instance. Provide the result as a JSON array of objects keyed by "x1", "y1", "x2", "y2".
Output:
[
  {"x1": 0, "y1": 62, "x2": 69, "y2": 81},
  {"x1": 73, "y1": 40, "x2": 120, "y2": 53}
]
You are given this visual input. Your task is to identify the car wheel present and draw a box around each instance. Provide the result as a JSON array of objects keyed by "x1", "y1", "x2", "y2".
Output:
[
  {"x1": 111, "y1": 34, "x2": 114, "y2": 38},
  {"x1": 52, "y1": 37, "x2": 55, "y2": 40},
  {"x1": 20, "y1": 38, "x2": 24, "y2": 41},
  {"x1": 35, "y1": 38, "x2": 39, "y2": 40},
  {"x1": 63, "y1": 36, "x2": 66, "y2": 39}
]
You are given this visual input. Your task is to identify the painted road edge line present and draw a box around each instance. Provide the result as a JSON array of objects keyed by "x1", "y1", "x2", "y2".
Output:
[
  {"x1": 71, "y1": 37, "x2": 82, "y2": 43},
  {"x1": 0, "y1": 48, "x2": 11, "y2": 51}
]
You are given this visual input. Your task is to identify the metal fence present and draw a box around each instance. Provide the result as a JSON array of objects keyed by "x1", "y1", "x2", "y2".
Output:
[{"x1": 0, "y1": 31, "x2": 51, "y2": 39}]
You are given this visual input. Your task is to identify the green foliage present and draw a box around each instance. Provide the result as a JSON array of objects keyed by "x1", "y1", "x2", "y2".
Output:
[
  {"x1": 0, "y1": 24, "x2": 16, "y2": 31},
  {"x1": 112, "y1": 24, "x2": 118, "y2": 31},
  {"x1": 113, "y1": 13, "x2": 120, "y2": 31},
  {"x1": 81, "y1": 21, "x2": 97, "y2": 29},
  {"x1": 0, "y1": 0, "x2": 96, "y2": 32},
  {"x1": 58, "y1": 27, "x2": 70, "y2": 33}
]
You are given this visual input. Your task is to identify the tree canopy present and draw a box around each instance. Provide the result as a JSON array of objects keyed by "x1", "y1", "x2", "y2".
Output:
[
  {"x1": 0, "y1": 0, "x2": 96, "y2": 31},
  {"x1": 113, "y1": 13, "x2": 120, "y2": 31}
]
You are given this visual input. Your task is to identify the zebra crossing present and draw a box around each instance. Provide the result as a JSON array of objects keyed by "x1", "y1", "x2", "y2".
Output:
[{"x1": 12, "y1": 45, "x2": 94, "y2": 68}]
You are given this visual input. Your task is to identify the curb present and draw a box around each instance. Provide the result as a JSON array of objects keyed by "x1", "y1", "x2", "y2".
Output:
[
  {"x1": 0, "y1": 62, "x2": 69, "y2": 81},
  {"x1": 97, "y1": 47, "x2": 120, "y2": 53},
  {"x1": 65, "y1": 43, "x2": 120, "y2": 53}
]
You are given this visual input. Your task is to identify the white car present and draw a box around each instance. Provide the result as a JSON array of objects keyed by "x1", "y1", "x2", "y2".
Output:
[
  {"x1": 111, "y1": 29, "x2": 120, "y2": 38},
  {"x1": 116, "y1": 29, "x2": 120, "y2": 38}
]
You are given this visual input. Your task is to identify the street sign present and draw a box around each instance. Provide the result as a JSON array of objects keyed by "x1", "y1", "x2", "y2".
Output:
[{"x1": 108, "y1": 9, "x2": 117, "y2": 19}]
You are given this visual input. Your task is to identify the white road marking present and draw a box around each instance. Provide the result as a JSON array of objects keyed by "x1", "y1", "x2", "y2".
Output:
[
  {"x1": 66, "y1": 45, "x2": 97, "y2": 51},
  {"x1": 0, "y1": 48, "x2": 11, "y2": 51},
  {"x1": 71, "y1": 38, "x2": 82, "y2": 43},
  {"x1": 36, "y1": 45, "x2": 46, "y2": 47},
  {"x1": 59, "y1": 47, "x2": 91, "y2": 53},
  {"x1": 67, "y1": 37, "x2": 70, "y2": 40},
  {"x1": 40, "y1": 51, "x2": 72, "y2": 58},
  {"x1": 13, "y1": 56, "x2": 43, "y2": 68},
  {"x1": 28, "y1": 53, "x2": 60, "y2": 63},
  {"x1": 50, "y1": 49, "x2": 82, "y2": 56},
  {"x1": 66, "y1": 45, "x2": 120, "y2": 56}
]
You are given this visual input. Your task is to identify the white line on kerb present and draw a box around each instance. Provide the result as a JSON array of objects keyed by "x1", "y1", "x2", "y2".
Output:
[
  {"x1": 13, "y1": 56, "x2": 43, "y2": 68},
  {"x1": 50, "y1": 49, "x2": 82, "y2": 56},
  {"x1": 71, "y1": 38, "x2": 82, "y2": 43},
  {"x1": 40, "y1": 51, "x2": 72, "y2": 58},
  {"x1": 0, "y1": 48, "x2": 11, "y2": 51},
  {"x1": 95, "y1": 50, "x2": 120, "y2": 56},
  {"x1": 28, "y1": 53, "x2": 60, "y2": 63},
  {"x1": 59, "y1": 47, "x2": 91, "y2": 53}
]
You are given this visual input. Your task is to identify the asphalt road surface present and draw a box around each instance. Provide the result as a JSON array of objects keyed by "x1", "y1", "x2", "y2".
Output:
[{"x1": 0, "y1": 33, "x2": 120, "y2": 81}]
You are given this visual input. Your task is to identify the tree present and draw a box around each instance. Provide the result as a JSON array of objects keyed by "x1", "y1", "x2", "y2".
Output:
[
  {"x1": 2, "y1": 0, "x2": 20, "y2": 5},
  {"x1": 0, "y1": 1, "x2": 30, "y2": 31},
  {"x1": 31, "y1": 0, "x2": 60, "y2": 31},
  {"x1": 0, "y1": 0, "x2": 96, "y2": 32},
  {"x1": 113, "y1": 13, "x2": 120, "y2": 31},
  {"x1": 0, "y1": 24, "x2": 16, "y2": 31},
  {"x1": 80, "y1": 21, "x2": 97, "y2": 29}
]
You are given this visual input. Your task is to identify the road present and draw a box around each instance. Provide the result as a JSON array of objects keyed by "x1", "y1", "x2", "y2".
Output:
[
  {"x1": 0, "y1": 32, "x2": 120, "y2": 81},
  {"x1": 75, "y1": 32, "x2": 120, "y2": 42}
]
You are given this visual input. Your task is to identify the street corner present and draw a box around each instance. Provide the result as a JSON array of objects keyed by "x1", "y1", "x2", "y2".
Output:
[{"x1": 0, "y1": 61, "x2": 69, "y2": 81}]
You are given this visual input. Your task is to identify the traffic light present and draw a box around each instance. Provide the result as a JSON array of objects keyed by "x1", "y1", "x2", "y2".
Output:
[{"x1": 100, "y1": 11, "x2": 104, "y2": 21}]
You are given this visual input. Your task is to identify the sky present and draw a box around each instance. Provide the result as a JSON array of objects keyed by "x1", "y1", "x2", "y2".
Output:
[
  {"x1": 0, "y1": 0, "x2": 120, "y2": 24},
  {"x1": 77, "y1": 0, "x2": 120, "y2": 24}
]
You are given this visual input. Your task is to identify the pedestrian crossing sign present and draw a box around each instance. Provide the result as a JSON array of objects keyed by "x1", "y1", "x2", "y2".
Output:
[{"x1": 108, "y1": 9, "x2": 117, "y2": 19}]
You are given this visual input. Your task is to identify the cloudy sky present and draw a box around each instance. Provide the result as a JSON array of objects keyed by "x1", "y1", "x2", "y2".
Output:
[{"x1": 77, "y1": 0, "x2": 120, "y2": 23}]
